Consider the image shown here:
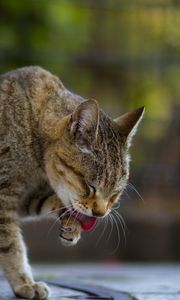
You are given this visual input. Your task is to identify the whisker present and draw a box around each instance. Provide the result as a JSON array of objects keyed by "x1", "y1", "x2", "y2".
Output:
[
  {"x1": 112, "y1": 209, "x2": 127, "y2": 231},
  {"x1": 95, "y1": 216, "x2": 108, "y2": 246},
  {"x1": 64, "y1": 208, "x2": 75, "y2": 227},
  {"x1": 60, "y1": 207, "x2": 72, "y2": 222},
  {"x1": 71, "y1": 211, "x2": 80, "y2": 227},
  {"x1": 46, "y1": 206, "x2": 72, "y2": 238},
  {"x1": 128, "y1": 182, "x2": 144, "y2": 203},
  {"x1": 113, "y1": 201, "x2": 121, "y2": 210},
  {"x1": 46, "y1": 216, "x2": 61, "y2": 238},
  {"x1": 66, "y1": 208, "x2": 79, "y2": 227},
  {"x1": 123, "y1": 189, "x2": 131, "y2": 200},
  {"x1": 112, "y1": 210, "x2": 127, "y2": 246},
  {"x1": 110, "y1": 213, "x2": 121, "y2": 254},
  {"x1": 107, "y1": 213, "x2": 114, "y2": 242},
  {"x1": 89, "y1": 217, "x2": 101, "y2": 234},
  {"x1": 45, "y1": 204, "x2": 72, "y2": 218}
]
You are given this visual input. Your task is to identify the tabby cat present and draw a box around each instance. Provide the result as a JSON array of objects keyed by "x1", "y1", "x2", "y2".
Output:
[{"x1": 0, "y1": 66, "x2": 144, "y2": 299}]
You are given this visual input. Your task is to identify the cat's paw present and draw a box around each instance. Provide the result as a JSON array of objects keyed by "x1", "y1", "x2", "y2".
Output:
[
  {"x1": 59, "y1": 216, "x2": 81, "y2": 246},
  {"x1": 14, "y1": 281, "x2": 50, "y2": 299}
]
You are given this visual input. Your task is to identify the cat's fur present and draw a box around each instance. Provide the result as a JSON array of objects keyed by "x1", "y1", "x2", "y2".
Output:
[{"x1": 0, "y1": 66, "x2": 144, "y2": 299}]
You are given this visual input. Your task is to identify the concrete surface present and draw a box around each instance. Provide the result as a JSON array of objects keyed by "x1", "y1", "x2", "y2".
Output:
[{"x1": 0, "y1": 264, "x2": 180, "y2": 300}]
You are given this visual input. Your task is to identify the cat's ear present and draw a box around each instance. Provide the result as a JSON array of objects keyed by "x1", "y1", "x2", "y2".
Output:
[
  {"x1": 70, "y1": 99, "x2": 99, "y2": 152},
  {"x1": 114, "y1": 106, "x2": 145, "y2": 146}
]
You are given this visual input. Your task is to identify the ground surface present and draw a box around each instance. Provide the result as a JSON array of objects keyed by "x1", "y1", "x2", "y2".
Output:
[{"x1": 0, "y1": 264, "x2": 180, "y2": 300}]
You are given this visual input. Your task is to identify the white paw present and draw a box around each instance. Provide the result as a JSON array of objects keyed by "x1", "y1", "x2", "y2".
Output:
[
  {"x1": 59, "y1": 218, "x2": 81, "y2": 247},
  {"x1": 15, "y1": 281, "x2": 50, "y2": 299}
]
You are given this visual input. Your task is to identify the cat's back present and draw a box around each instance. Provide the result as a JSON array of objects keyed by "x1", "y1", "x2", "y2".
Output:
[
  {"x1": 0, "y1": 66, "x2": 48, "y2": 93},
  {"x1": 0, "y1": 66, "x2": 82, "y2": 124},
  {"x1": 0, "y1": 67, "x2": 39, "y2": 136},
  {"x1": 0, "y1": 66, "x2": 63, "y2": 129},
  {"x1": 0, "y1": 67, "x2": 62, "y2": 178},
  {"x1": 0, "y1": 66, "x2": 62, "y2": 107}
]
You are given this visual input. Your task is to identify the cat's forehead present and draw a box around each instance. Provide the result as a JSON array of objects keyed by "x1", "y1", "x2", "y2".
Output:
[
  {"x1": 83, "y1": 120, "x2": 127, "y2": 196},
  {"x1": 98, "y1": 111, "x2": 122, "y2": 143}
]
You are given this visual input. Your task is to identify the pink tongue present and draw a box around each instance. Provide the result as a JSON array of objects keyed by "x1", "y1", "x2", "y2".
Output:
[{"x1": 72, "y1": 212, "x2": 97, "y2": 231}]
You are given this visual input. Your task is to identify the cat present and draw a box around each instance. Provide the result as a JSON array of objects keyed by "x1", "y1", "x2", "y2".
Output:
[{"x1": 0, "y1": 66, "x2": 144, "y2": 299}]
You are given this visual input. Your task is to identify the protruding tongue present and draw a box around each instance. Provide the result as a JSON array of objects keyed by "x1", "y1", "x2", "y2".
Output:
[
  {"x1": 79, "y1": 214, "x2": 97, "y2": 231},
  {"x1": 72, "y1": 211, "x2": 97, "y2": 231}
]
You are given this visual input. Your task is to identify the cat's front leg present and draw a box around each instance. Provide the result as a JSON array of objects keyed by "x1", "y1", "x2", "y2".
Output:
[
  {"x1": 24, "y1": 191, "x2": 82, "y2": 246},
  {"x1": 36, "y1": 194, "x2": 82, "y2": 246},
  {"x1": 0, "y1": 209, "x2": 50, "y2": 299}
]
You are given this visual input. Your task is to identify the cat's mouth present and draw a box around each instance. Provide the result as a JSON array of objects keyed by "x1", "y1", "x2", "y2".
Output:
[
  {"x1": 60, "y1": 208, "x2": 97, "y2": 231},
  {"x1": 72, "y1": 210, "x2": 97, "y2": 231}
]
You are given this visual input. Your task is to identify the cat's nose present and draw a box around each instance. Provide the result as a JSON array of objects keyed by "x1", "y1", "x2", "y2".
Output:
[
  {"x1": 92, "y1": 209, "x2": 105, "y2": 217},
  {"x1": 92, "y1": 201, "x2": 107, "y2": 217}
]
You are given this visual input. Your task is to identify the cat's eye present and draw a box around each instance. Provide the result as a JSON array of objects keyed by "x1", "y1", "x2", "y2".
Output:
[{"x1": 87, "y1": 183, "x2": 96, "y2": 197}]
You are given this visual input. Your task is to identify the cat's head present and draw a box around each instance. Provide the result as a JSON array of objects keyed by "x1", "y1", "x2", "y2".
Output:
[{"x1": 45, "y1": 100, "x2": 144, "y2": 225}]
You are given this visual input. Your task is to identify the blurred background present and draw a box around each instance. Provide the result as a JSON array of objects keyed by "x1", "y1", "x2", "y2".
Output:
[{"x1": 0, "y1": 0, "x2": 179, "y2": 262}]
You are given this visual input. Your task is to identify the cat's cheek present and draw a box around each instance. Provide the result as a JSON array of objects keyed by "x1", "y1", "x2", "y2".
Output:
[{"x1": 56, "y1": 183, "x2": 75, "y2": 207}]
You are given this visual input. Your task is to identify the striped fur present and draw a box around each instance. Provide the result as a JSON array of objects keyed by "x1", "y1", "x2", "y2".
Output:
[{"x1": 0, "y1": 66, "x2": 144, "y2": 299}]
